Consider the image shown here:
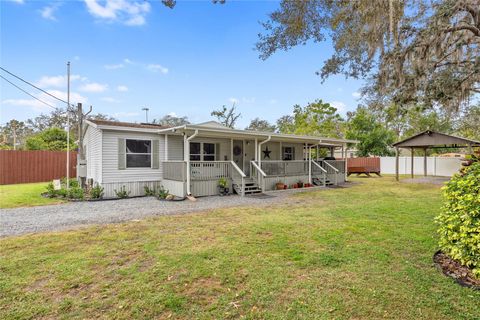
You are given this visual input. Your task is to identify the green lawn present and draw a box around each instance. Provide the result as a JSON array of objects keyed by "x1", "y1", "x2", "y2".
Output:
[
  {"x1": 0, "y1": 182, "x2": 65, "y2": 209},
  {"x1": 1, "y1": 177, "x2": 478, "y2": 319}
]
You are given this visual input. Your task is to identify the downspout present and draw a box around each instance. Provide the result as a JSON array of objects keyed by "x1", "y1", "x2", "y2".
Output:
[
  {"x1": 258, "y1": 135, "x2": 272, "y2": 169},
  {"x1": 185, "y1": 129, "x2": 199, "y2": 196}
]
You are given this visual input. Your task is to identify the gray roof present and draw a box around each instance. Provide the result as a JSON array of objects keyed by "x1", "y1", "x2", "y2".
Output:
[{"x1": 392, "y1": 130, "x2": 480, "y2": 148}]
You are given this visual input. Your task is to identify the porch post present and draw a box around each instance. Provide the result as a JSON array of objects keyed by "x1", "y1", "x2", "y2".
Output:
[
  {"x1": 316, "y1": 145, "x2": 319, "y2": 161},
  {"x1": 424, "y1": 147, "x2": 427, "y2": 176},
  {"x1": 164, "y1": 134, "x2": 169, "y2": 161},
  {"x1": 395, "y1": 147, "x2": 399, "y2": 181},
  {"x1": 344, "y1": 143, "x2": 348, "y2": 182},
  {"x1": 411, "y1": 147, "x2": 414, "y2": 179},
  {"x1": 330, "y1": 147, "x2": 334, "y2": 158},
  {"x1": 254, "y1": 138, "x2": 258, "y2": 161},
  {"x1": 279, "y1": 141, "x2": 282, "y2": 160},
  {"x1": 230, "y1": 138, "x2": 233, "y2": 161},
  {"x1": 308, "y1": 146, "x2": 312, "y2": 184}
]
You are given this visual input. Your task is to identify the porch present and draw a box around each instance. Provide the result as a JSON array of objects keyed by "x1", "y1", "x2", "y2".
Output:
[
  {"x1": 162, "y1": 158, "x2": 346, "y2": 197},
  {"x1": 159, "y1": 125, "x2": 351, "y2": 197}
]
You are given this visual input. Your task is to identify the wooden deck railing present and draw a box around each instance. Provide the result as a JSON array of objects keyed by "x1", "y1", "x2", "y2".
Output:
[
  {"x1": 190, "y1": 161, "x2": 231, "y2": 181},
  {"x1": 163, "y1": 161, "x2": 186, "y2": 181}
]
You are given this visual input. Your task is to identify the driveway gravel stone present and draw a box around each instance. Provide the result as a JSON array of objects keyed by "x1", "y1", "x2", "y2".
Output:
[{"x1": 0, "y1": 188, "x2": 325, "y2": 237}]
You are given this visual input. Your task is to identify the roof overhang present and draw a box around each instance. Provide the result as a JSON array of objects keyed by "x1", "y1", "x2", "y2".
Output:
[
  {"x1": 158, "y1": 125, "x2": 358, "y2": 146},
  {"x1": 393, "y1": 130, "x2": 480, "y2": 148}
]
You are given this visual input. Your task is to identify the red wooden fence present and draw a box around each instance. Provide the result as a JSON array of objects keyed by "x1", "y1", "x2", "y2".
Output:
[
  {"x1": 338, "y1": 157, "x2": 381, "y2": 173},
  {"x1": 0, "y1": 150, "x2": 77, "y2": 185}
]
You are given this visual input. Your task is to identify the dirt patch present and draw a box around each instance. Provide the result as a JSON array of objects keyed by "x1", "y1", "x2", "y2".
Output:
[
  {"x1": 433, "y1": 251, "x2": 480, "y2": 290},
  {"x1": 183, "y1": 277, "x2": 225, "y2": 305}
]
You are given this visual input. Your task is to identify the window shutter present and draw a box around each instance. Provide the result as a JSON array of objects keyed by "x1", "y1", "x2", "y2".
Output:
[
  {"x1": 152, "y1": 139, "x2": 159, "y2": 169},
  {"x1": 118, "y1": 138, "x2": 126, "y2": 170}
]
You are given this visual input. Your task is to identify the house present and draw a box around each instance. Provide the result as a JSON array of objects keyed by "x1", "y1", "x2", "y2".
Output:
[{"x1": 83, "y1": 119, "x2": 356, "y2": 198}]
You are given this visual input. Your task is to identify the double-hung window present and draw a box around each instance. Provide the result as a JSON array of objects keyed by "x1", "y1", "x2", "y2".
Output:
[
  {"x1": 190, "y1": 142, "x2": 216, "y2": 161},
  {"x1": 282, "y1": 146, "x2": 295, "y2": 161},
  {"x1": 126, "y1": 139, "x2": 151, "y2": 168}
]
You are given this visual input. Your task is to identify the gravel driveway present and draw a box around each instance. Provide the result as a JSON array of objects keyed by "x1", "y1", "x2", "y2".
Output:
[{"x1": 0, "y1": 188, "x2": 320, "y2": 237}]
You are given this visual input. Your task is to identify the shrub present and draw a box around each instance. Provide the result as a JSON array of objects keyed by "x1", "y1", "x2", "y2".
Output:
[
  {"x1": 114, "y1": 186, "x2": 130, "y2": 199},
  {"x1": 157, "y1": 186, "x2": 169, "y2": 199},
  {"x1": 435, "y1": 161, "x2": 480, "y2": 277},
  {"x1": 144, "y1": 185, "x2": 156, "y2": 196},
  {"x1": 61, "y1": 177, "x2": 79, "y2": 188},
  {"x1": 90, "y1": 185, "x2": 104, "y2": 199},
  {"x1": 45, "y1": 182, "x2": 57, "y2": 198},
  {"x1": 67, "y1": 186, "x2": 84, "y2": 200}
]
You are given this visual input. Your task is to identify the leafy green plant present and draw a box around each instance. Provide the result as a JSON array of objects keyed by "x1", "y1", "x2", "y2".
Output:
[
  {"x1": 114, "y1": 186, "x2": 130, "y2": 199},
  {"x1": 90, "y1": 185, "x2": 104, "y2": 199},
  {"x1": 144, "y1": 185, "x2": 157, "y2": 196},
  {"x1": 67, "y1": 186, "x2": 84, "y2": 200},
  {"x1": 45, "y1": 182, "x2": 57, "y2": 198},
  {"x1": 218, "y1": 177, "x2": 228, "y2": 188},
  {"x1": 435, "y1": 161, "x2": 480, "y2": 277},
  {"x1": 61, "y1": 177, "x2": 79, "y2": 188},
  {"x1": 157, "y1": 185, "x2": 169, "y2": 199}
]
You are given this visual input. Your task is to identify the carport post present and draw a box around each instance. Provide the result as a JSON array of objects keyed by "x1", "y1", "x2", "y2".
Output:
[
  {"x1": 395, "y1": 147, "x2": 399, "y2": 181},
  {"x1": 423, "y1": 147, "x2": 427, "y2": 177},
  {"x1": 410, "y1": 147, "x2": 414, "y2": 178}
]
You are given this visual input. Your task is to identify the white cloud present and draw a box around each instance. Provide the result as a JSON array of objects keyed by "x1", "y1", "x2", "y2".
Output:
[
  {"x1": 330, "y1": 101, "x2": 346, "y2": 112},
  {"x1": 147, "y1": 64, "x2": 168, "y2": 74},
  {"x1": 117, "y1": 85, "x2": 128, "y2": 92},
  {"x1": 2, "y1": 90, "x2": 87, "y2": 112},
  {"x1": 79, "y1": 82, "x2": 108, "y2": 93},
  {"x1": 124, "y1": 58, "x2": 133, "y2": 64},
  {"x1": 228, "y1": 97, "x2": 239, "y2": 104},
  {"x1": 40, "y1": 3, "x2": 61, "y2": 21},
  {"x1": 167, "y1": 112, "x2": 177, "y2": 117},
  {"x1": 10, "y1": 0, "x2": 24, "y2": 4},
  {"x1": 104, "y1": 63, "x2": 124, "y2": 70},
  {"x1": 352, "y1": 91, "x2": 361, "y2": 99},
  {"x1": 101, "y1": 97, "x2": 120, "y2": 103},
  {"x1": 84, "y1": 0, "x2": 151, "y2": 26},
  {"x1": 36, "y1": 74, "x2": 83, "y2": 88}
]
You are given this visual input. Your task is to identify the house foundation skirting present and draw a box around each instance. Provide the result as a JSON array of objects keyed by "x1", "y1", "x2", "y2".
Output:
[{"x1": 102, "y1": 181, "x2": 163, "y2": 198}]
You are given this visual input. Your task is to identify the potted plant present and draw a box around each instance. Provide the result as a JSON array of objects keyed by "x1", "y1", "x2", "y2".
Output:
[
  {"x1": 218, "y1": 177, "x2": 228, "y2": 195},
  {"x1": 275, "y1": 182, "x2": 285, "y2": 190},
  {"x1": 297, "y1": 180, "x2": 304, "y2": 188}
]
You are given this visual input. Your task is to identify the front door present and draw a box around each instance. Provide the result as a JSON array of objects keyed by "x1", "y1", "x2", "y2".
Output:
[
  {"x1": 244, "y1": 140, "x2": 256, "y2": 176},
  {"x1": 233, "y1": 140, "x2": 243, "y2": 171}
]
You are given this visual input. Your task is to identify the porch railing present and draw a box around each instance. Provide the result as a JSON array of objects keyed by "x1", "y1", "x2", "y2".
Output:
[
  {"x1": 163, "y1": 161, "x2": 186, "y2": 181},
  {"x1": 250, "y1": 160, "x2": 266, "y2": 191},
  {"x1": 311, "y1": 160, "x2": 328, "y2": 187},
  {"x1": 230, "y1": 160, "x2": 246, "y2": 196},
  {"x1": 259, "y1": 160, "x2": 309, "y2": 176},
  {"x1": 190, "y1": 161, "x2": 231, "y2": 181}
]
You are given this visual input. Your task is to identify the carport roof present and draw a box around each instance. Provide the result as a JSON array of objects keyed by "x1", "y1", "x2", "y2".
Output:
[{"x1": 392, "y1": 130, "x2": 480, "y2": 148}]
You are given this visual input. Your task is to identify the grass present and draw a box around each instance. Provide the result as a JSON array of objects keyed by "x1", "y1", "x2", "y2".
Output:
[
  {"x1": 0, "y1": 182, "x2": 65, "y2": 209},
  {"x1": 1, "y1": 177, "x2": 479, "y2": 319}
]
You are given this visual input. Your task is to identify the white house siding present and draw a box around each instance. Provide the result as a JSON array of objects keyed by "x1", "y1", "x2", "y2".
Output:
[
  {"x1": 101, "y1": 130, "x2": 164, "y2": 197},
  {"x1": 85, "y1": 125, "x2": 102, "y2": 183},
  {"x1": 259, "y1": 142, "x2": 304, "y2": 161},
  {"x1": 167, "y1": 135, "x2": 184, "y2": 160}
]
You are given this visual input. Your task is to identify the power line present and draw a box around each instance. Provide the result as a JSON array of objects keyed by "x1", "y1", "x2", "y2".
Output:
[
  {"x1": 0, "y1": 74, "x2": 58, "y2": 110},
  {"x1": 0, "y1": 66, "x2": 74, "y2": 107}
]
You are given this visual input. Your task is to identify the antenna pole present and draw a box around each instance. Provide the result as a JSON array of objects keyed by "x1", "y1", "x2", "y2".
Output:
[{"x1": 66, "y1": 61, "x2": 71, "y2": 190}]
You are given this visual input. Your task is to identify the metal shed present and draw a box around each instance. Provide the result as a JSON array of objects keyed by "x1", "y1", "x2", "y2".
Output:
[{"x1": 392, "y1": 130, "x2": 480, "y2": 181}]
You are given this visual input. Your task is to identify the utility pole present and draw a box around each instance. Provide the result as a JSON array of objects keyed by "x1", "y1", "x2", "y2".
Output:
[
  {"x1": 76, "y1": 102, "x2": 92, "y2": 187},
  {"x1": 66, "y1": 61, "x2": 71, "y2": 189},
  {"x1": 12, "y1": 121, "x2": 17, "y2": 151},
  {"x1": 142, "y1": 107, "x2": 149, "y2": 123}
]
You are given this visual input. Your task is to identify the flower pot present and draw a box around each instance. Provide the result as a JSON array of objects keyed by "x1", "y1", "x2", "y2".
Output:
[{"x1": 276, "y1": 182, "x2": 285, "y2": 190}]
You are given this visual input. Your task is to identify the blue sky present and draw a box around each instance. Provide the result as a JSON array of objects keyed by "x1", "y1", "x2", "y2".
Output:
[{"x1": 1, "y1": 0, "x2": 364, "y2": 128}]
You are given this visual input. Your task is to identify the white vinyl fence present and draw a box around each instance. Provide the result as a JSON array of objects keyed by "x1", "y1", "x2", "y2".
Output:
[{"x1": 380, "y1": 157, "x2": 462, "y2": 177}]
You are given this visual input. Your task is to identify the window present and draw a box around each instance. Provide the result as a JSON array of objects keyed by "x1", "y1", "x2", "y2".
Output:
[
  {"x1": 203, "y1": 143, "x2": 215, "y2": 161},
  {"x1": 126, "y1": 139, "x2": 151, "y2": 168},
  {"x1": 283, "y1": 146, "x2": 295, "y2": 161},
  {"x1": 190, "y1": 142, "x2": 201, "y2": 161},
  {"x1": 190, "y1": 142, "x2": 216, "y2": 161}
]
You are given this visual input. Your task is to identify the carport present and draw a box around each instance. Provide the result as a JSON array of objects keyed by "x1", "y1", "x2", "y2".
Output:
[{"x1": 392, "y1": 130, "x2": 480, "y2": 181}]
